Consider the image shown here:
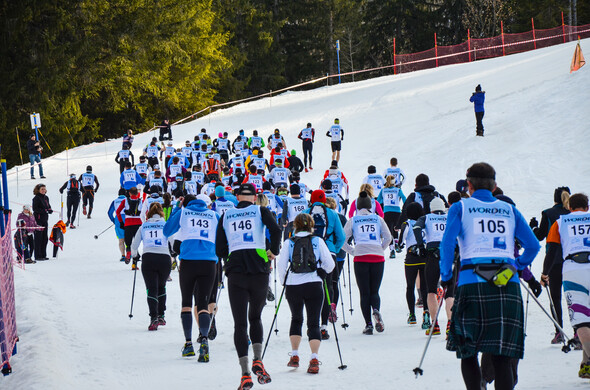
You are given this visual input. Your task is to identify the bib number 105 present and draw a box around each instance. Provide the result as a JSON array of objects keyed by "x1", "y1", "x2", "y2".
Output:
[{"x1": 477, "y1": 219, "x2": 505, "y2": 234}]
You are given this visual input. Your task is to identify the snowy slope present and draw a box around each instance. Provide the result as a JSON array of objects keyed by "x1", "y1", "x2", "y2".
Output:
[{"x1": 3, "y1": 39, "x2": 590, "y2": 390}]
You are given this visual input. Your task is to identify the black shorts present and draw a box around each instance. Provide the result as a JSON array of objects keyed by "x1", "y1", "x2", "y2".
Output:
[
  {"x1": 331, "y1": 141, "x2": 341, "y2": 151},
  {"x1": 424, "y1": 250, "x2": 440, "y2": 294}
]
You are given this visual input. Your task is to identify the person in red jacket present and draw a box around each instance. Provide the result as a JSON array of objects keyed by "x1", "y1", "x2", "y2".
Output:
[
  {"x1": 116, "y1": 187, "x2": 143, "y2": 268},
  {"x1": 269, "y1": 145, "x2": 290, "y2": 170}
]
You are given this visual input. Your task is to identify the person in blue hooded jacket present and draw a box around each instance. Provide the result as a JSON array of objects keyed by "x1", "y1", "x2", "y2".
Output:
[
  {"x1": 107, "y1": 189, "x2": 128, "y2": 262},
  {"x1": 439, "y1": 162, "x2": 540, "y2": 390},
  {"x1": 163, "y1": 194, "x2": 220, "y2": 363},
  {"x1": 469, "y1": 84, "x2": 485, "y2": 136},
  {"x1": 120, "y1": 162, "x2": 145, "y2": 191}
]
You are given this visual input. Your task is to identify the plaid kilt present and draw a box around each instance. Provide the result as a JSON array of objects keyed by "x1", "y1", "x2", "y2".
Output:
[{"x1": 446, "y1": 282, "x2": 525, "y2": 359}]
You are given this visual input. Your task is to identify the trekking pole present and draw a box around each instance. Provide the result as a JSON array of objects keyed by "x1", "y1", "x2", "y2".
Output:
[
  {"x1": 60, "y1": 193, "x2": 64, "y2": 221},
  {"x1": 337, "y1": 273, "x2": 349, "y2": 329},
  {"x1": 340, "y1": 258, "x2": 347, "y2": 288},
  {"x1": 544, "y1": 284, "x2": 568, "y2": 349},
  {"x1": 129, "y1": 257, "x2": 139, "y2": 319},
  {"x1": 413, "y1": 287, "x2": 447, "y2": 377},
  {"x1": 274, "y1": 258, "x2": 279, "y2": 335},
  {"x1": 324, "y1": 281, "x2": 347, "y2": 370},
  {"x1": 520, "y1": 279, "x2": 575, "y2": 353},
  {"x1": 523, "y1": 287, "x2": 530, "y2": 337},
  {"x1": 262, "y1": 267, "x2": 290, "y2": 360},
  {"x1": 207, "y1": 273, "x2": 224, "y2": 336},
  {"x1": 347, "y1": 254, "x2": 353, "y2": 315},
  {"x1": 93, "y1": 223, "x2": 114, "y2": 239}
]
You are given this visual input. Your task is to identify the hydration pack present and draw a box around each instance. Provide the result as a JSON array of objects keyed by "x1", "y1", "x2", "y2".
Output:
[{"x1": 290, "y1": 236, "x2": 317, "y2": 274}]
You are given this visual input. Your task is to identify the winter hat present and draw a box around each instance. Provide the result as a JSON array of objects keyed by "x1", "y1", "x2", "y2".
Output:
[
  {"x1": 430, "y1": 197, "x2": 446, "y2": 213},
  {"x1": 23, "y1": 204, "x2": 31, "y2": 212},
  {"x1": 215, "y1": 186, "x2": 225, "y2": 198},
  {"x1": 274, "y1": 158, "x2": 283, "y2": 166},
  {"x1": 253, "y1": 130, "x2": 258, "y2": 136},
  {"x1": 310, "y1": 190, "x2": 327, "y2": 204},
  {"x1": 307, "y1": 122, "x2": 312, "y2": 127},
  {"x1": 262, "y1": 181, "x2": 272, "y2": 191},
  {"x1": 197, "y1": 194, "x2": 212, "y2": 206},
  {"x1": 455, "y1": 179, "x2": 468, "y2": 193},
  {"x1": 321, "y1": 179, "x2": 332, "y2": 190},
  {"x1": 356, "y1": 191, "x2": 372, "y2": 211},
  {"x1": 239, "y1": 129, "x2": 244, "y2": 135},
  {"x1": 475, "y1": 84, "x2": 482, "y2": 92},
  {"x1": 274, "y1": 128, "x2": 280, "y2": 134},
  {"x1": 406, "y1": 202, "x2": 424, "y2": 220},
  {"x1": 415, "y1": 174, "x2": 430, "y2": 188},
  {"x1": 291, "y1": 149, "x2": 296, "y2": 156},
  {"x1": 237, "y1": 183, "x2": 257, "y2": 196},
  {"x1": 368, "y1": 165, "x2": 376, "y2": 174},
  {"x1": 277, "y1": 186, "x2": 289, "y2": 196},
  {"x1": 218, "y1": 132, "x2": 223, "y2": 138},
  {"x1": 86, "y1": 165, "x2": 92, "y2": 172},
  {"x1": 290, "y1": 184, "x2": 300, "y2": 195},
  {"x1": 334, "y1": 118, "x2": 340, "y2": 124}
]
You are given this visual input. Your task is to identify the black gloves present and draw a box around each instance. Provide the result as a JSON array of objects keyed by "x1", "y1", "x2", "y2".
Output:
[
  {"x1": 119, "y1": 221, "x2": 125, "y2": 230},
  {"x1": 440, "y1": 279, "x2": 453, "y2": 289},
  {"x1": 527, "y1": 278, "x2": 542, "y2": 297},
  {"x1": 416, "y1": 245, "x2": 426, "y2": 257},
  {"x1": 529, "y1": 217, "x2": 538, "y2": 229},
  {"x1": 317, "y1": 268, "x2": 328, "y2": 280}
]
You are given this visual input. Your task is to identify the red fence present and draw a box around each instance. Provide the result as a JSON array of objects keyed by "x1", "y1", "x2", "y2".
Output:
[
  {"x1": 395, "y1": 23, "x2": 590, "y2": 74},
  {"x1": 0, "y1": 214, "x2": 18, "y2": 374}
]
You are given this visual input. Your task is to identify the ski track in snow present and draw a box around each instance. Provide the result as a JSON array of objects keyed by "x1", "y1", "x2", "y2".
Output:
[{"x1": 3, "y1": 39, "x2": 590, "y2": 389}]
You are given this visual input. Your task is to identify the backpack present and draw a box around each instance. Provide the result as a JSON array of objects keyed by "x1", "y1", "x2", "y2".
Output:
[
  {"x1": 310, "y1": 204, "x2": 330, "y2": 240},
  {"x1": 125, "y1": 197, "x2": 141, "y2": 216},
  {"x1": 69, "y1": 178, "x2": 79, "y2": 192},
  {"x1": 289, "y1": 236, "x2": 317, "y2": 274}
]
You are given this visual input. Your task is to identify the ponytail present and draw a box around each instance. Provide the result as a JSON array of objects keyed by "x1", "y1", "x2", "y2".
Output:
[{"x1": 562, "y1": 191, "x2": 570, "y2": 211}]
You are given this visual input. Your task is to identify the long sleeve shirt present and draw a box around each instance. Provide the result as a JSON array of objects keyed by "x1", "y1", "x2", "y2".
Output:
[{"x1": 440, "y1": 189, "x2": 540, "y2": 286}]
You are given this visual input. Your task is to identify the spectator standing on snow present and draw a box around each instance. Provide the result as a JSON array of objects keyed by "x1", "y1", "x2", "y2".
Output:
[
  {"x1": 32, "y1": 183, "x2": 53, "y2": 261},
  {"x1": 470, "y1": 84, "x2": 485, "y2": 136},
  {"x1": 27, "y1": 133, "x2": 45, "y2": 179}
]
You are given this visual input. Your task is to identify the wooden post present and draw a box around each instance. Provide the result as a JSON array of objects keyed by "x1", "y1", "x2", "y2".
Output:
[
  {"x1": 562, "y1": 11, "x2": 566, "y2": 43},
  {"x1": 393, "y1": 38, "x2": 396, "y2": 75},
  {"x1": 434, "y1": 33, "x2": 438, "y2": 67},
  {"x1": 468, "y1": 29, "x2": 471, "y2": 62},
  {"x1": 531, "y1": 18, "x2": 537, "y2": 50},
  {"x1": 501, "y1": 21, "x2": 505, "y2": 56}
]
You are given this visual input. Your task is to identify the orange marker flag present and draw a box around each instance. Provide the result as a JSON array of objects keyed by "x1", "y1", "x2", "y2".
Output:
[{"x1": 570, "y1": 39, "x2": 586, "y2": 73}]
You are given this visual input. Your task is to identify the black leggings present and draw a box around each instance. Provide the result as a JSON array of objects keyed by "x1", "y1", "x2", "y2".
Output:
[
  {"x1": 34, "y1": 221, "x2": 48, "y2": 259},
  {"x1": 302, "y1": 140, "x2": 313, "y2": 167},
  {"x1": 354, "y1": 261, "x2": 385, "y2": 325},
  {"x1": 179, "y1": 260, "x2": 216, "y2": 310},
  {"x1": 286, "y1": 282, "x2": 324, "y2": 340},
  {"x1": 405, "y1": 264, "x2": 427, "y2": 315},
  {"x1": 332, "y1": 260, "x2": 345, "y2": 305},
  {"x1": 141, "y1": 252, "x2": 172, "y2": 318},
  {"x1": 227, "y1": 273, "x2": 269, "y2": 357},
  {"x1": 66, "y1": 195, "x2": 80, "y2": 224},
  {"x1": 383, "y1": 211, "x2": 400, "y2": 242},
  {"x1": 424, "y1": 251, "x2": 440, "y2": 294},
  {"x1": 82, "y1": 189, "x2": 95, "y2": 215},
  {"x1": 124, "y1": 224, "x2": 140, "y2": 252},
  {"x1": 548, "y1": 262, "x2": 563, "y2": 331},
  {"x1": 461, "y1": 354, "x2": 515, "y2": 390},
  {"x1": 475, "y1": 111, "x2": 485, "y2": 134},
  {"x1": 207, "y1": 261, "x2": 223, "y2": 305},
  {"x1": 321, "y1": 254, "x2": 337, "y2": 325}
]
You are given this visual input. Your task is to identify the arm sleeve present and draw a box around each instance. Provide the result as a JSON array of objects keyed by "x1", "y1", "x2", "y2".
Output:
[
  {"x1": 261, "y1": 206, "x2": 282, "y2": 255},
  {"x1": 439, "y1": 203, "x2": 463, "y2": 282},
  {"x1": 130, "y1": 151, "x2": 135, "y2": 166},
  {"x1": 94, "y1": 176, "x2": 100, "y2": 191},
  {"x1": 341, "y1": 219, "x2": 355, "y2": 255},
  {"x1": 59, "y1": 182, "x2": 67, "y2": 193},
  {"x1": 380, "y1": 217, "x2": 392, "y2": 250},
  {"x1": 542, "y1": 242, "x2": 562, "y2": 275},
  {"x1": 107, "y1": 202, "x2": 116, "y2": 223},
  {"x1": 115, "y1": 153, "x2": 120, "y2": 164},
  {"x1": 400, "y1": 189, "x2": 407, "y2": 203},
  {"x1": 318, "y1": 239, "x2": 335, "y2": 273},
  {"x1": 215, "y1": 216, "x2": 229, "y2": 259},
  {"x1": 277, "y1": 243, "x2": 290, "y2": 285},
  {"x1": 376, "y1": 190, "x2": 383, "y2": 205},
  {"x1": 533, "y1": 211, "x2": 550, "y2": 241},
  {"x1": 413, "y1": 216, "x2": 427, "y2": 247},
  {"x1": 348, "y1": 200, "x2": 357, "y2": 218},
  {"x1": 400, "y1": 222, "x2": 409, "y2": 244},
  {"x1": 279, "y1": 201, "x2": 289, "y2": 226},
  {"x1": 116, "y1": 200, "x2": 126, "y2": 224},
  {"x1": 331, "y1": 211, "x2": 346, "y2": 253},
  {"x1": 130, "y1": 227, "x2": 143, "y2": 257},
  {"x1": 513, "y1": 207, "x2": 541, "y2": 270},
  {"x1": 375, "y1": 202, "x2": 384, "y2": 218}
]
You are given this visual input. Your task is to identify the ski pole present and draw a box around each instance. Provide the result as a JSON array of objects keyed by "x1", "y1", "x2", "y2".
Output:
[
  {"x1": 129, "y1": 256, "x2": 139, "y2": 319},
  {"x1": 324, "y1": 281, "x2": 347, "y2": 370},
  {"x1": 520, "y1": 279, "x2": 575, "y2": 353},
  {"x1": 94, "y1": 223, "x2": 114, "y2": 239},
  {"x1": 337, "y1": 270, "x2": 349, "y2": 329},
  {"x1": 523, "y1": 286, "x2": 530, "y2": 337},
  {"x1": 207, "y1": 272, "x2": 224, "y2": 336},
  {"x1": 413, "y1": 287, "x2": 447, "y2": 377},
  {"x1": 262, "y1": 267, "x2": 290, "y2": 360},
  {"x1": 341, "y1": 257, "x2": 347, "y2": 288},
  {"x1": 274, "y1": 258, "x2": 278, "y2": 335},
  {"x1": 347, "y1": 254, "x2": 353, "y2": 315},
  {"x1": 60, "y1": 193, "x2": 64, "y2": 221},
  {"x1": 544, "y1": 284, "x2": 568, "y2": 349}
]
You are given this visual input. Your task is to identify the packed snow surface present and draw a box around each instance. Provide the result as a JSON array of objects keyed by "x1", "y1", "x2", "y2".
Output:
[{"x1": 3, "y1": 39, "x2": 589, "y2": 389}]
